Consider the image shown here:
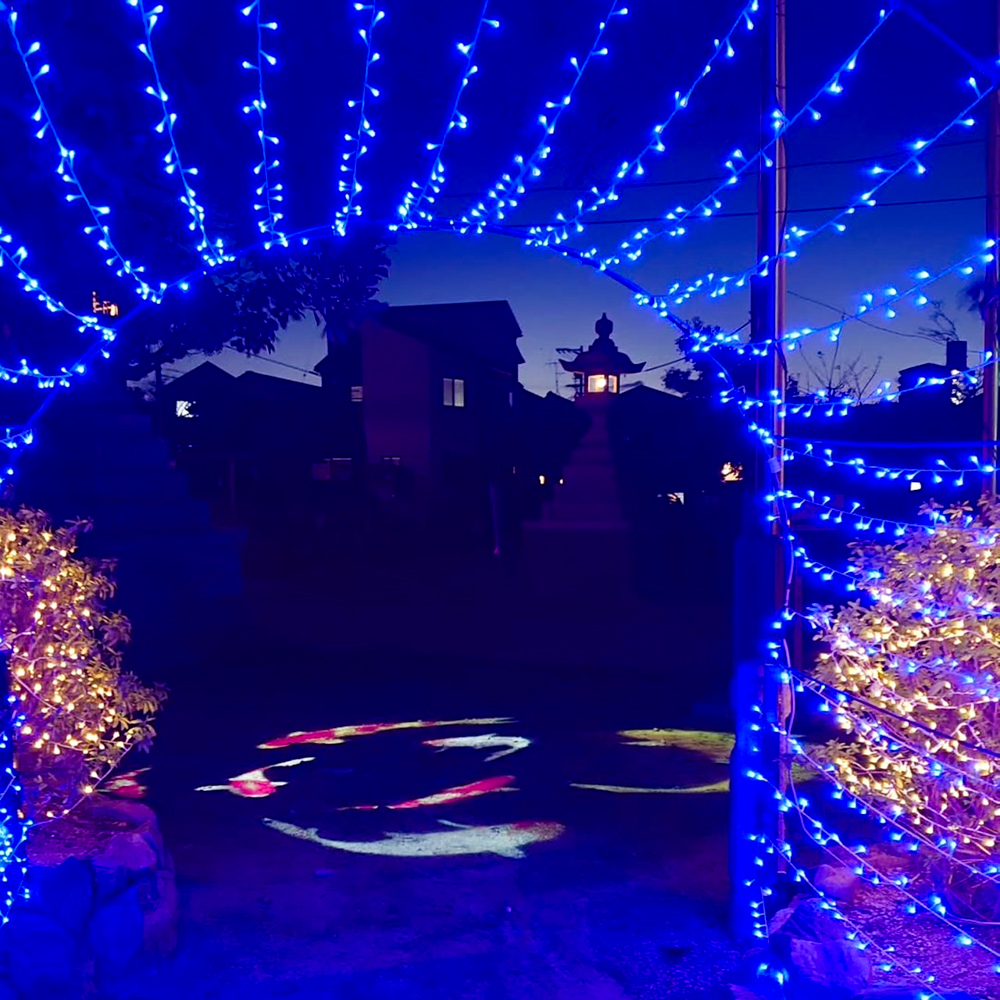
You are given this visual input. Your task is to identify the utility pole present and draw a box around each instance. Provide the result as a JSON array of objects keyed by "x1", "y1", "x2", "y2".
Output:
[
  {"x1": 731, "y1": 0, "x2": 788, "y2": 942},
  {"x1": 984, "y1": 2, "x2": 1000, "y2": 498}
]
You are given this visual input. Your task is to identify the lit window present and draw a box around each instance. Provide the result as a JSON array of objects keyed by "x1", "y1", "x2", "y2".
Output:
[
  {"x1": 666, "y1": 492, "x2": 685, "y2": 505},
  {"x1": 350, "y1": 385, "x2": 363, "y2": 403},
  {"x1": 382, "y1": 456, "x2": 401, "y2": 466},
  {"x1": 586, "y1": 374, "x2": 618, "y2": 393},
  {"x1": 721, "y1": 462, "x2": 744, "y2": 483},
  {"x1": 176, "y1": 400, "x2": 195, "y2": 418},
  {"x1": 910, "y1": 480, "x2": 923, "y2": 492},
  {"x1": 443, "y1": 377, "x2": 466, "y2": 407}
]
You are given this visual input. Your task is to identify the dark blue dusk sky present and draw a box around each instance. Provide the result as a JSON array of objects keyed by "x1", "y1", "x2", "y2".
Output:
[{"x1": 0, "y1": 0, "x2": 993, "y2": 397}]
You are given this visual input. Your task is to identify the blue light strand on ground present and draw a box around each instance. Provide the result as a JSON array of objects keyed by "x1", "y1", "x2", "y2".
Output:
[
  {"x1": 126, "y1": 0, "x2": 229, "y2": 268},
  {"x1": 334, "y1": 2, "x2": 385, "y2": 237},
  {"x1": 766, "y1": 772, "x2": 1000, "y2": 970},
  {"x1": 595, "y1": 8, "x2": 894, "y2": 271},
  {"x1": 240, "y1": 0, "x2": 287, "y2": 248},
  {"x1": 6, "y1": 13, "x2": 162, "y2": 302},
  {"x1": 392, "y1": 1, "x2": 498, "y2": 229},
  {"x1": 762, "y1": 834, "x2": 950, "y2": 1000},
  {"x1": 456, "y1": 0, "x2": 629, "y2": 232},
  {"x1": 523, "y1": 0, "x2": 760, "y2": 250}
]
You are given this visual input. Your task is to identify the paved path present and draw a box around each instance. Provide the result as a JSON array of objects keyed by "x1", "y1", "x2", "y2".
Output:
[{"x1": 105, "y1": 621, "x2": 738, "y2": 1000}]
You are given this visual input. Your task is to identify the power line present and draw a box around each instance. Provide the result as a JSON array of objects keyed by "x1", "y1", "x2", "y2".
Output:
[
  {"x1": 787, "y1": 289, "x2": 969, "y2": 343},
  {"x1": 436, "y1": 138, "x2": 983, "y2": 198},
  {"x1": 224, "y1": 346, "x2": 321, "y2": 378},
  {"x1": 507, "y1": 193, "x2": 985, "y2": 229}
]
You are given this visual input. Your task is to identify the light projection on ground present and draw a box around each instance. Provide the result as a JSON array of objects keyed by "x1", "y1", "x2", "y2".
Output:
[
  {"x1": 341, "y1": 775, "x2": 516, "y2": 811},
  {"x1": 195, "y1": 757, "x2": 315, "y2": 798},
  {"x1": 423, "y1": 733, "x2": 531, "y2": 762},
  {"x1": 258, "y1": 717, "x2": 514, "y2": 749},
  {"x1": 263, "y1": 818, "x2": 565, "y2": 859},
  {"x1": 570, "y1": 781, "x2": 730, "y2": 795},
  {"x1": 617, "y1": 729, "x2": 734, "y2": 760},
  {"x1": 102, "y1": 768, "x2": 150, "y2": 799}
]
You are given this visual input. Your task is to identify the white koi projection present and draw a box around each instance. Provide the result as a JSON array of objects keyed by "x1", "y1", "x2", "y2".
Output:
[
  {"x1": 196, "y1": 757, "x2": 315, "y2": 798},
  {"x1": 263, "y1": 817, "x2": 564, "y2": 859},
  {"x1": 422, "y1": 733, "x2": 531, "y2": 763}
]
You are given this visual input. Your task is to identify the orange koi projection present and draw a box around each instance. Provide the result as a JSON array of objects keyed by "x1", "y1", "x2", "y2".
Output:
[
  {"x1": 258, "y1": 717, "x2": 514, "y2": 749},
  {"x1": 341, "y1": 775, "x2": 516, "y2": 811},
  {"x1": 102, "y1": 768, "x2": 150, "y2": 799},
  {"x1": 195, "y1": 757, "x2": 315, "y2": 798},
  {"x1": 264, "y1": 818, "x2": 564, "y2": 858}
]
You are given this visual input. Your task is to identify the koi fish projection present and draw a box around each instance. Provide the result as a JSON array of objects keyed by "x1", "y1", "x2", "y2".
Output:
[
  {"x1": 195, "y1": 757, "x2": 315, "y2": 798},
  {"x1": 263, "y1": 818, "x2": 565, "y2": 859},
  {"x1": 570, "y1": 781, "x2": 730, "y2": 795},
  {"x1": 340, "y1": 775, "x2": 516, "y2": 811},
  {"x1": 102, "y1": 768, "x2": 150, "y2": 799},
  {"x1": 422, "y1": 733, "x2": 531, "y2": 762},
  {"x1": 258, "y1": 718, "x2": 514, "y2": 749}
]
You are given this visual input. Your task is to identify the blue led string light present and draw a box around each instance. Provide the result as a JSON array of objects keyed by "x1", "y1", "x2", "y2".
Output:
[
  {"x1": 393, "y1": 2, "x2": 498, "y2": 229},
  {"x1": 769, "y1": 774, "x2": 1000, "y2": 970},
  {"x1": 457, "y1": 0, "x2": 629, "y2": 231},
  {"x1": 763, "y1": 836, "x2": 950, "y2": 998},
  {"x1": 776, "y1": 437, "x2": 994, "y2": 484},
  {"x1": 6, "y1": 13, "x2": 161, "y2": 302},
  {"x1": 240, "y1": 0, "x2": 287, "y2": 248},
  {"x1": 645, "y1": 241, "x2": 994, "y2": 351},
  {"x1": 733, "y1": 351, "x2": 992, "y2": 418},
  {"x1": 766, "y1": 488, "x2": 935, "y2": 535},
  {"x1": 645, "y1": 82, "x2": 991, "y2": 306},
  {"x1": 525, "y1": 1, "x2": 760, "y2": 249},
  {"x1": 126, "y1": 0, "x2": 229, "y2": 267},
  {"x1": 596, "y1": 9, "x2": 894, "y2": 271},
  {"x1": 0, "y1": 223, "x2": 115, "y2": 388},
  {"x1": 335, "y1": 2, "x2": 385, "y2": 237}
]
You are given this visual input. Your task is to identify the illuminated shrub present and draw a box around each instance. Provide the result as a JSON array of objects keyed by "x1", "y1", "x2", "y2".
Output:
[
  {"x1": 0, "y1": 508, "x2": 165, "y2": 821},
  {"x1": 810, "y1": 500, "x2": 1000, "y2": 910}
]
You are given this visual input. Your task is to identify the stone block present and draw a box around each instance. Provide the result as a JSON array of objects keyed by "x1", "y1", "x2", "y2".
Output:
[
  {"x1": 89, "y1": 884, "x2": 144, "y2": 968},
  {"x1": 21, "y1": 857, "x2": 93, "y2": 935},
  {"x1": 4, "y1": 910, "x2": 82, "y2": 999},
  {"x1": 142, "y1": 868, "x2": 178, "y2": 956},
  {"x1": 814, "y1": 864, "x2": 861, "y2": 904},
  {"x1": 788, "y1": 936, "x2": 871, "y2": 994}
]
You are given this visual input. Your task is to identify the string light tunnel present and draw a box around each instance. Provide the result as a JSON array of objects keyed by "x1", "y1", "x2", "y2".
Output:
[{"x1": 0, "y1": 1, "x2": 994, "y2": 985}]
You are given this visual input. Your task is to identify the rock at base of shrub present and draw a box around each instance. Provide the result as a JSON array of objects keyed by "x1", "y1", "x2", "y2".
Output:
[
  {"x1": 4, "y1": 911, "x2": 83, "y2": 1000},
  {"x1": 814, "y1": 865, "x2": 861, "y2": 904}
]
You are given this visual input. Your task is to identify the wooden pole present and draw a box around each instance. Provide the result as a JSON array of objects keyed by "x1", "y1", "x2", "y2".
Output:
[
  {"x1": 984, "y1": 3, "x2": 1000, "y2": 498},
  {"x1": 730, "y1": 0, "x2": 787, "y2": 942}
]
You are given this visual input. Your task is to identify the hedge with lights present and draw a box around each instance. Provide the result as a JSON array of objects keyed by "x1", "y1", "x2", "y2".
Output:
[
  {"x1": 0, "y1": 507, "x2": 165, "y2": 822},
  {"x1": 810, "y1": 499, "x2": 1000, "y2": 913}
]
